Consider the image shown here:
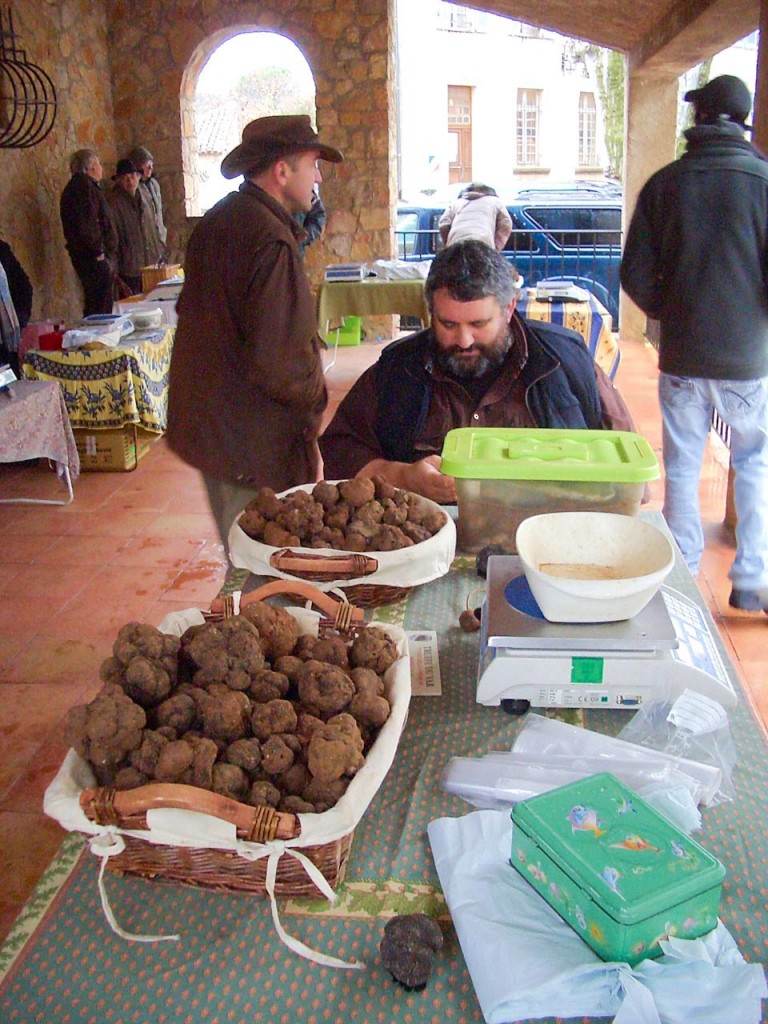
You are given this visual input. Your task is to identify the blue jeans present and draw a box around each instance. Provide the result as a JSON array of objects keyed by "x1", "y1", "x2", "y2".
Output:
[{"x1": 659, "y1": 373, "x2": 768, "y2": 587}]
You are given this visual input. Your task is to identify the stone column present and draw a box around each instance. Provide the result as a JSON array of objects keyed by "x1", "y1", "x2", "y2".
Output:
[{"x1": 620, "y1": 74, "x2": 678, "y2": 342}]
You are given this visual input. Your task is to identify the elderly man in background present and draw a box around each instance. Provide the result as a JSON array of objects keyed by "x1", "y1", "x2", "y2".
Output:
[
  {"x1": 438, "y1": 183, "x2": 513, "y2": 252},
  {"x1": 59, "y1": 148, "x2": 117, "y2": 316},
  {"x1": 321, "y1": 240, "x2": 633, "y2": 504},
  {"x1": 127, "y1": 145, "x2": 167, "y2": 252},
  {"x1": 167, "y1": 114, "x2": 343, "y2": 554},
  {"x1": 108, "y1": 158, "x2": 162, "y2": 296}
]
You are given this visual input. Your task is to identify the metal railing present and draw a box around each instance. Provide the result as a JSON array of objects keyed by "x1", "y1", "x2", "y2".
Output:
[{"x1": 395, "y1": 226, "x2": 623, "y2": 315}]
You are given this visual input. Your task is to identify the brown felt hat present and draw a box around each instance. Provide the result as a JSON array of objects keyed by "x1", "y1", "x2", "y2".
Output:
[{"x1": 220, "y1": 115, "x2": 343, "y2": 179}]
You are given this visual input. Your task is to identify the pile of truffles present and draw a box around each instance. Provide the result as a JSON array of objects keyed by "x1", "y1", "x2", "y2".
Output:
[
  {"x1": 237, "y1": 477, "x2": 446, "y2": 552},
  {"x1": 64, "y1": 604, "x2": 400, "y2": 815}
]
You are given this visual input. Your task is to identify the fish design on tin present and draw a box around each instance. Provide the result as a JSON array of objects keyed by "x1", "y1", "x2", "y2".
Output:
[
  {"x1": 615, "y1": 797, "x2": 637, "y2": 815},
  {"x1": 610, "y1": 834, "x2": 660, "y2": 853},
  {"x1": 600, "y1": 866, "x2": 621, "y2": 893},
  {"x1": 567, "y1": 805, "x2": 605, "y2": 837}
]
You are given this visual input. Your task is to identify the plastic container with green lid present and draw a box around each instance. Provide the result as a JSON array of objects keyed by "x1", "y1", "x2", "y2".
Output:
[{"x1": 439, "y1": 427, "x2": 659, "y2": 554}]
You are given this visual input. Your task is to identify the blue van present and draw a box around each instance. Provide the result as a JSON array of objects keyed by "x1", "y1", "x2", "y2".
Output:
[{"x1": 396, "y1": 183, "x2": 622, "y2": 320}]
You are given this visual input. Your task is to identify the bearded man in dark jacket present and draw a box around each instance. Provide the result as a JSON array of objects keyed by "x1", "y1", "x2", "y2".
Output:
[
  {"x1": 321, "y1": 240, "x2": 634, "y2": 505},
  {"x1": 621, "y1": 75, "x2": 768, "y2": 613}
]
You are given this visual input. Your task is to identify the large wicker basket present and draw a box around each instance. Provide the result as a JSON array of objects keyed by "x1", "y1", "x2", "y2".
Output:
[
  {"x1": 45, "y1": 581, "x2": 410, "y2": 901},
  {"x1": 228, "y1": 484, "x2": 456, "y2": 608}
]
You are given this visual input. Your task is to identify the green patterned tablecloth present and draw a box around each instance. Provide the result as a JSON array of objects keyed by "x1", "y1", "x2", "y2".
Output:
[{"x1": 1, "y1": 551, "x2": 766, "y2": 1024}]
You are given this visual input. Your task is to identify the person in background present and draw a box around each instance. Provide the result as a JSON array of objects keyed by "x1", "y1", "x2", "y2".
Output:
[
  {"x1": 59, "y1": 148, "x2": 117, "y2": 316},
  {"x1": 127, "y1": 145, "x2": 167, "y2": 254},
  {"x1": 167, "y1": 115, "x2": 343, "y2": 554},
  {"x1": 320, "y1": 240, "x2": 633, "y2": 504},
  {"x1": 107, "y1": 158, "x2": 163, "y2": 296},
  {"x1": 621, "y1": 74, "x2": 768, "y2": 614},
  {"x1": 293, "y1": 183, "x2": 326, "y2": 259},
  {"x1": 438, "y1": 182, "x2": 513, "y2": 252},
  {"x1": 0, "y1": 238, "x2": 32, "y2": 375}
]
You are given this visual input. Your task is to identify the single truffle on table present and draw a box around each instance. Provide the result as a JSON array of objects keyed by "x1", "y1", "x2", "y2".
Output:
[{"x1": 379, "y1": 913, "x2": 444, "y2": 990}]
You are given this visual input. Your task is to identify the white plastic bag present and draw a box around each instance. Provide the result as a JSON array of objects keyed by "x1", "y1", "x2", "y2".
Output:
[{"x1": 428, "y1": 810, "x2": 767, "y2": 1024}]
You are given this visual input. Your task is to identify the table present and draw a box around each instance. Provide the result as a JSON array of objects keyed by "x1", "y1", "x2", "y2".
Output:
[
  {"x1": 518, "y1": 290, "x2": 619, "y2": 379},
  {"x1": 318, "y1": 278, "x2": 431, "y2": 369},
  {"x1": 0, "y1": 379, "x2": 79, "y2": 504},
  {"x1": 4, "y1": 524, "x2": 765, "y2": 1023},
  {"x1": 21, "y1": 326, "x2": 174, "y2": 432}
]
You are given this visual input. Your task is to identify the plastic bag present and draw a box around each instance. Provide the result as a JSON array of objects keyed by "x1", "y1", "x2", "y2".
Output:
[
  {"x1": 428, "y1": 810, "x2": 767, "y2": 1024},
  {"x1": 618, "y1": 691, "x2": 737, "y2": 806}
]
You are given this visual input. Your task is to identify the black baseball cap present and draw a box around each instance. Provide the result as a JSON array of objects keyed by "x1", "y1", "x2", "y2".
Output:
[{"x1": 684, "y1": 74, "x2": 752, "y2": 130}]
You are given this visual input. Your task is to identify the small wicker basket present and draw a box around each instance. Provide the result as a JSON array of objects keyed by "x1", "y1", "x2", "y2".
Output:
[
  {"x1": 54, "y1": 581, "x2": 409, "y2": 900},
  {"x1": 228, "y1": 485, "x2": 457, "y2": 609}
]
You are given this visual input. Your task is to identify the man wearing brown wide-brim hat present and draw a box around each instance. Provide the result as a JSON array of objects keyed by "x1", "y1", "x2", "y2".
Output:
[{"x1": 167, "y1": 114, "x2": 344, "y2": 556}]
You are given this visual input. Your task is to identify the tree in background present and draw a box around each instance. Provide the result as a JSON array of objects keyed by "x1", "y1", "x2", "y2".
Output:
[{"x1": 594, "y1": 49, "x2": 625, "y2": 180}]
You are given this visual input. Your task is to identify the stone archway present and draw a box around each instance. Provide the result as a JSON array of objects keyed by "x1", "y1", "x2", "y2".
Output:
[{"x1": 180, "y1": 28, "x2": 318, "y2": 217}]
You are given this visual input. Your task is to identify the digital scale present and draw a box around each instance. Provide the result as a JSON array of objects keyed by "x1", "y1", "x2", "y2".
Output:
[{"x1": 477, "y1": 556, "x2": 738, "y2": 714}]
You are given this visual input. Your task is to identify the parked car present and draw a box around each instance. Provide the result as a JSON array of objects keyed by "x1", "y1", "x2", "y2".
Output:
[{"x1": 396, "y1": 183, "x2": 623, "y2": 320}]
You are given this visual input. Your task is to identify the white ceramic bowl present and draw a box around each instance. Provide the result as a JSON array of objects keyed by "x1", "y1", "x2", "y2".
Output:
[
  {"x1": 127, "y1": 305, "x2": 164, "y2": 330},
  {"x1": 515, "y1": 511, "x2": 675, "y2": 623}
]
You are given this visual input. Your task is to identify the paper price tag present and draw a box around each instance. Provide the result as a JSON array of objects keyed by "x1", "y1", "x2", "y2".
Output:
[
  {"x1": 667, "y1": 689, "x2": 729, "y2": 734},
  {"x1": 406, "y1": 631, "x2": 442, "y2": 696}
]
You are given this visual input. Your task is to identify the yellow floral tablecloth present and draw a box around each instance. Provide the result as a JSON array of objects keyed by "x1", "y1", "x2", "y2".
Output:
[
  {"x1": 22, "y1": 327, "x2": 174, "y2": 432},
  {"x1": 517, "y1": 292, "x2": 619, "y2": 378}
]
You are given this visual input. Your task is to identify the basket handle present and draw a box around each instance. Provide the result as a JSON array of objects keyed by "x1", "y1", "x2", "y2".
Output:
[
  {"x1": 270, "y1": 548, "x2": 379, "y2": 579},
  {"x1": 239, "y1": 579, "x2": 366, "y2": 628},
  {"x1": 79, "y1": 783, "x2": 300, "y2": 842}
]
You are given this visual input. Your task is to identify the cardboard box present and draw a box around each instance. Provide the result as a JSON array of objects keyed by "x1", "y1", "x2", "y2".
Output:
[
  {"x1": 73, "y1": 426, "x2": 153, "y2": 472},
  {"x1": 439, "y1": 428, "x2": 660, "y2": 554},
  {"x1": 511, "y1": 773, "x2": 725, "y2": 965}
]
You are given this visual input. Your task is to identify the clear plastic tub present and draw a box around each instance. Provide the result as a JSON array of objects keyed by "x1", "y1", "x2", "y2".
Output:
[{"x1": 439, "y1": 428, "x2": 659, "y2": 554}]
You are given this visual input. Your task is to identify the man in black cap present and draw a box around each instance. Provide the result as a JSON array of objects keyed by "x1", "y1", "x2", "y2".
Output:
[
  {"x1": 621, "y1": 75, "x2": 768, "y2": 612},
  {"x1": 108, "y1": 158, "x2": 163, "y2": 296},
  {"x1": 167, "y1": 115, "x2": 343, "y2": 555}
]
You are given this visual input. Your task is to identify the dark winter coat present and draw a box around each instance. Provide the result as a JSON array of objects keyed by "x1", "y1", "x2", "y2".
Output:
[{"x1": 621, "y1": 121, "x2": 768, "y2": 380}]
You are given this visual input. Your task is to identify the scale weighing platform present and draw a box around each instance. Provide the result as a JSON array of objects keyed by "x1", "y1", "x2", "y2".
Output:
[{"x1": 477, "y1": 556, "x2": 738, "y2": 713}]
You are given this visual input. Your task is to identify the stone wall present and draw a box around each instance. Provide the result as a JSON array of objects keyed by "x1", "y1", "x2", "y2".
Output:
[
  {"x1": 107, "y1": 0, "x2": 397, "y2": 287},
  {"x1": 0, "y1": 0, "x2": 117, "y2": 323},
  {"x1": 0, "y1": 0, "x2": 396, "y2": 325}
]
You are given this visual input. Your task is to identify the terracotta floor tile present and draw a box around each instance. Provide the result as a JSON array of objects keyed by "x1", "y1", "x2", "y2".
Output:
[
  {"x1": 0, "y1": 812, "x2": 67, "y2": 903},
  {"x1": 0, "y1": 732, "x2": 72, "y2": 811},
  {"x1": 2, "y1": 635, "x2": 103, "y2": 686},
  {"x1": 0, "y1": 532, "x2": 70, "y2": 563},
  {"x1": 43, "y1": 565, "x2": 181, "y2": 640},
  {"x1": 158, "y1": 561, "x2": 228, "y2": 606},
  {"x1": 107, "y1": 531, "x2": 206, "y2": 569},
  {"x1": 41, "y1": 532, "x2": 132, "y2": 566},
  {"x1": 60, "y1": 504, "x2": 162, "y2": 539}
]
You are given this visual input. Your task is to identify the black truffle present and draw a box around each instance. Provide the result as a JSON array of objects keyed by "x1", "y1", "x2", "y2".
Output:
[{"x1": 379, "y1": 913, "x2": 444, "y2": 990}]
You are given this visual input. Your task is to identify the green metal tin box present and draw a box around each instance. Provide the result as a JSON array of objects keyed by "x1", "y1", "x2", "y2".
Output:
[{"x1": 510, "y1": 772, "x2": 725, "y2": 966}]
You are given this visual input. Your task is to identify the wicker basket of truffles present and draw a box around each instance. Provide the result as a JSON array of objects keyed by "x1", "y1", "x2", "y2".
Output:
[
  {"x1": 228, "y1": 477, "x2": 456, "y2": 608},
  {"x1": 44, "y1": 581, "x2": 410, "y2": 900}
]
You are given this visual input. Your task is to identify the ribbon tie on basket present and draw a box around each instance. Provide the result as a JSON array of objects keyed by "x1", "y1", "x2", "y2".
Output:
[
  {"x1": 234, "y1": 837, "x2": 365, "y2": 970},
  {"x1": 88, "y1": 829, "x2": 180, "y2": 944}
]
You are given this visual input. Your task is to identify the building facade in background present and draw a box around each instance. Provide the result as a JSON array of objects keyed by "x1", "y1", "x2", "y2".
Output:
[
  {"x1": 397, "y1": 0, "x2": 613, "y2": 201},
  {"x1": 396, "y1": 0, "x2": 758, "y2": 203}
]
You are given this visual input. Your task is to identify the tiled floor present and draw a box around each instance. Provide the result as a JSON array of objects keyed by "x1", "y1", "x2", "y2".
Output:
[{"x1": 0, "y1": 335, "x2": 765, "y2": 946}]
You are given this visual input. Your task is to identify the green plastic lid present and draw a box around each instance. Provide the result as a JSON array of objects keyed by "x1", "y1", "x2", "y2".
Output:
[{"x1": 440, "y1": 428, "x2": 659, "y2": 482}]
